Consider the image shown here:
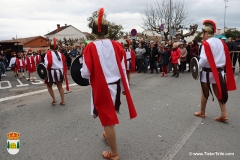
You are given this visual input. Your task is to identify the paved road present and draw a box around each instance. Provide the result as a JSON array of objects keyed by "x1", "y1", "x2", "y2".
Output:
[
  {"x1": 0, "y1": 70, "x2": 74, "y2": 99},
  {"x1": 0, "y1": 71, "x2": 239, "y2": 160}
]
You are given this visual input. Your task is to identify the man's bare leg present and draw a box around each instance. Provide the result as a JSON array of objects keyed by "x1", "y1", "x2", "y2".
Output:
[
  {"x1": 28, "y1": 72, "x2": 30, "y2": 81},
  {"x1": 47, "y1": 83, "x2": 56, "y2": 103},
  {"x1": 127, "y1": 72, "x2": 130, "y2": 84},
  {"x1": 102, "y1": 125, "x2": 119, "y2": 159},
  {"x1": 195, "y1": 83, "x2": 208, "y2": 118},
  {"x1": 20, "y1": 72, "x2": 23, "y2": 78},
  {"x1": 32, "y1": 72, "x2": 35, "y2": 81},
  {"x1": 56, "y1": 81, "x2": 64, "y2": 103},
  {"x1": 212, "y1": 84, "x2": 228, "y2": 118}
]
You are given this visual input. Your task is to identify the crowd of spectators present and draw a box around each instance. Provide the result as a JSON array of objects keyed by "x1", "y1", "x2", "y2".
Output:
[
  {"x1": 122, "y1": 38, "x2": 200, "y2": 78},
  {"x1": 1, "y1": 34, "x2": 240, "y2": 80}
]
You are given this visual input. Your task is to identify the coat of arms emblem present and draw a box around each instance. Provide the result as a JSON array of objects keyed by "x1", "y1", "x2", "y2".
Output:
[{"x1": 7, "y1": 132, "x2": 20, "y2": 155}]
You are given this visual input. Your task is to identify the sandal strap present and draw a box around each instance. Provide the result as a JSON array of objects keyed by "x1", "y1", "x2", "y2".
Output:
[{"x1": 102, "y1": 151, "x2": 119, "y2": 159}]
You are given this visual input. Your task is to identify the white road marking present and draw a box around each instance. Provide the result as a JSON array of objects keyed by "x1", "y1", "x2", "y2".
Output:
[
  {"x1": 16, "y1": 79, "x2": 29, "y2": 87},
  {"x1": 0, "y1": 83, "x2": 77, "y2": 102},
  {"x1": 0, "y1": 81, "x2": 12, "y2": 89},
  {"x1": 162, "y1": 118, "x2": 202, "y2": 160},
  {"x1": 31, "y1": 78, "x2": 44, "y2": 84}
]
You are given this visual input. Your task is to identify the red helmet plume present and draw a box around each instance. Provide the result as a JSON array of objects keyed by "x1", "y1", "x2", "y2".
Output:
[
  {"x1": 98, "y1": 8, "x2": 104, "y2": 32},
  {"x1": 203, "y1": 20, "x2": 217, "y2": 33}
]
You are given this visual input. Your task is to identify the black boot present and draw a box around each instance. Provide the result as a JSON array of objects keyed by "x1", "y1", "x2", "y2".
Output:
[
  {"x1": 171, "y1": 74, "x2": 176, "y2": 77},
  {"x1": 175, "y1": 74, "x2": 179, "y2": 78}
]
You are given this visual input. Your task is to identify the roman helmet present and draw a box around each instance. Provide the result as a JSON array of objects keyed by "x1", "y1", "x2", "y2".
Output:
[
  {"x1": 11, "y1": 52, "x2": 16, "y2": 57},
  {"x1": 202, "y1": 20, "x2": 217, "y2": 37},
  {"x1": 27, "y1": 49, "x2": 32, "y2": 55},
  {"x1": 18, "y1": 52, "x2": 23, "y2": 58},
  {"x1": 89, "y1": 8, "x2": 108, "y2": 37},
  {"x1": 50, "y1": 37, "x2": 58, "y2": 50}
]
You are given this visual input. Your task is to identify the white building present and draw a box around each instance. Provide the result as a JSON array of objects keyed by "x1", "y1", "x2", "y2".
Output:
[{"x1": 44, "y1": 24, "x2": 86, "y2": 41}]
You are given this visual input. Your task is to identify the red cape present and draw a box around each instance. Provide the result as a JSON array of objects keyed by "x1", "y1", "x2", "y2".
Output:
[
  {"x1": 202, "y1": 40, "x2": 236, "y2": 99},
  {"x1": 16, "y1": 58, "x2": 26, "y2": 70},
  {"x1": 83, "y1": 40, "x2": 137, "y2": 126},
  {"x1": 26, "y1": 56, "x2": 36, "y2": 72},
  {"x1": 129, "y1": 50, "x2": 136, "y2": 73},
  {"x1": 36, "y1": 55, "x2": 41, "y2": 65}
]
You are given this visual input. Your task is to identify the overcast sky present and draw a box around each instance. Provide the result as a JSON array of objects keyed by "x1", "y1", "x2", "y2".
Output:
[{"x1": 0, "y1": 0, "x2": 239, "y2": 40}]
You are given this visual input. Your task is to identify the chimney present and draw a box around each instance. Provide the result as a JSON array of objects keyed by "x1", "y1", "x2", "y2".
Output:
[
  {"x1": 65, "y1": 24, "x2": 67, "y2": 26},
  {"x1": 57, "y1": 24, "x2": 60, "y2": 32}
]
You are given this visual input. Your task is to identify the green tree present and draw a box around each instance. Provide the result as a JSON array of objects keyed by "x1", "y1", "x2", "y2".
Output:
[
  {"x1": 194, "y1": 32, "x2": 202, "y2": 43},
  {"x1": 7, "y1": 141, "x2": 10, "y2": 149},
  {"x1": 224, "y1": 29, "x2": 240, "y2": 39},
  {"x1": 87, "y1": 10, "x2": 124, "y2": 40},
  {"x1": 107, "y1": 22, "x2": 124, "y2": 40}
]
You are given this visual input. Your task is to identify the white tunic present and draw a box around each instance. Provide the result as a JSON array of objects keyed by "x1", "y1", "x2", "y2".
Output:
[
  {"x1": 19, "y1": 59, "x2": 24, "y2": 66},
  {"x1": 9, "y1": 57, "x2": 16, "y2": 67},
  {"x1": 199, "y1": 38, "x2": 226, "y2": 83},
  {"x1": 126, "y1": 51, "x2": 131, "y2": 70},
  {"x1": 44, "y1": 51, "x2": 64, "y2": 82},
  {"x1": 81, "y1": 39, "x2": 128, "y2": 115}
]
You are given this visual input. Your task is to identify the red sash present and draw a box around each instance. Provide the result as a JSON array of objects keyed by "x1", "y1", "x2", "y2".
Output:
[
  {"x1": 61, "y1": 54, "x2": 69, "y2": 91},
  {"x1": 130, "y1": 50, "x2": 136, "y2": 73}
]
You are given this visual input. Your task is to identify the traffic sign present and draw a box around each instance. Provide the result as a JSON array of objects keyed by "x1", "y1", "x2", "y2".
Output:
[{"x1": 131, "y1": 29, "x2": 137, "y2": 36}]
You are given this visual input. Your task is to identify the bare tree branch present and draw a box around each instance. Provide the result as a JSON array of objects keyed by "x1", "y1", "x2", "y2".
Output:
[{"x1": 141, "y1": 0, "x2": 197, "y2": 40}]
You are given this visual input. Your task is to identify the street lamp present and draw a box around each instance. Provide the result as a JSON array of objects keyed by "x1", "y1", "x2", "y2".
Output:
[{"x1": 224, "y1": 0, "x2": 228, "y2": 34}]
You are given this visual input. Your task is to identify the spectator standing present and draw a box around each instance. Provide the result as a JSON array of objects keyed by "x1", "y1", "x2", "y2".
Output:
[
  {"x1": 135, "y1": 43, "x2": 146, "y2": 73},
  {"x1": 189, "y1": 40, "x2": 199, "y2": 60},
  {"x1": 140, "y1": 39, "x2": 149, "y2": 72},
  {"x1": 179, "y1": 42, "x2": 188, "y2": 73},
  {"x1": 226, "y1": 37, "x2": 233, "y2": 62},
  {"x1": 70, "y1": 46, "x2": 77, "y2": 62},
  {"x1": 0, "y1": 50, "x2": 7, "y2": 77},
  {"x1": 158, "y1": 46, "x2": 170, "y2": 76},
  {"x1": 166, "y1": 41, "x2": 173, "y2": 73},
  {"x1": 170, "y1": 43, "x2": 181, "y2": 78},
  {"x1": 149, "y1": 43, "x2": 159, "y2": 74},
  {"x1": 229, "y1": 34, "x2": 240, "y2": 74}
]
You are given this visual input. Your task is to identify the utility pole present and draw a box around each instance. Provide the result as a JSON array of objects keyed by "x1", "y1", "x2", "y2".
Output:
[
  {"x1": 224, "y1": 0, "x2": 228, "y2": 34},
  {"x1": 169, "y1": 0, "x2": 172, "y2": 41}
]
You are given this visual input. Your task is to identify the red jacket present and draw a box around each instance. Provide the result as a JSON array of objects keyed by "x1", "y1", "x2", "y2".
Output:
[{"x1": 171, "y1": 48, "x2": 181, "y2": 64}]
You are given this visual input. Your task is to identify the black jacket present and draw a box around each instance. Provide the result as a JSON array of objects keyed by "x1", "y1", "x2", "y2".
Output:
[
  {"x1": 149, "y1": 47, "x2": 158, "y2": 61},
  {"x1": 158, "y1": 50, "x2": 170, "y2": 66},
  {"x1": 230, "y1": 40, "x2": 240, "y2": 51}
]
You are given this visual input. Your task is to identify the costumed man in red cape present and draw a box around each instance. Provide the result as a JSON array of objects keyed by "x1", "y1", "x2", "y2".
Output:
[
  {"x1": 9, "y1": 52, "x2": 18, "y2": 77},
  {"x1": 81, "y1": 8, "x2": 137, "y2": 160},
  {"x1": 35, "y1": 50, "x2": 42, "y2": 66},
  {"x1": 44, "y1": 37, "x2": 69, "y2": 105},
  {"x1": 123, "y1": 39, "x2": 136, "y2": 84},
  {"x1": 194, "y1": 20, "x2": 236, "y2": 122},
  {"x1": 25, "y1": 49, "x2": 36, "y2": 81},
  {"x1": 16, "y1": 52, "x2": 26, "y2": 79}
]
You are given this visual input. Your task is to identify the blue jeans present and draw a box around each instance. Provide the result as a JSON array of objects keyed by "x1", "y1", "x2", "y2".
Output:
[
  {"x1": 143, "y1": 57, "x2": 148, "y2": 71},
  {"x1": 150, "y1": 61, "x2": 158, "y2": 73},
  {"x1": 0, "y1": 62, "x2": 5, "y2": 74}
]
